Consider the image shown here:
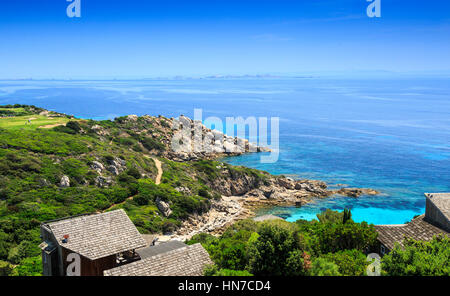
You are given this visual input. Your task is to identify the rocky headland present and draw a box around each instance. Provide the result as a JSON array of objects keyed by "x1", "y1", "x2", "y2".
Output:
[{"x1": 0, "y1": 105, "x2": 380, "y2": 243}]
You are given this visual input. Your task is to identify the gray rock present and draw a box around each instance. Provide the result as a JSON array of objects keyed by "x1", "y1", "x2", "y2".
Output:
[
  {"x1": 156, "y1": 197, "x2": 172, "y2": 217},
  {"x1": 223, "y1": 141, "x2": 236, "y2": 153},
  {"x1": 175, "y1": 186, "x2": 192, "y2": 195},
  {"x1": 59, "y1": 175, "x2": 70, "y2": 188},
  {"x1": 179, "y1": 115, "x2": 192, "y2": 129},
  {"x1": 95, "y1": 176, "x2": 113, "y2": 187},
  {"x1": 107, "y1": 165, "x2": 119, "y2": 176},
  {"x1": 91, "y1": 161, "x2": 104, "y2": 173},
  {"x1": 127, "y1": 115, "x2": 138, "y2": 121},
  {"x1": 278, "y1": 178, "x2": 295, "y2": 190}
]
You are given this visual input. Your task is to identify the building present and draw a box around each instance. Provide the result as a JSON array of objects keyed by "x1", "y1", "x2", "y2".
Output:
[
  {"x1": 39, "y1": 209, "x2": 213, "y2": 276},
  {"x1": 375, "y1": 193, "x2": 449, "y2": 255},
  {"x1": 104, "y1": 243, "x2": 213, "y2": 276},
  {"x1": 40, "y1": 209, "x2": 147, "y2": 276}
]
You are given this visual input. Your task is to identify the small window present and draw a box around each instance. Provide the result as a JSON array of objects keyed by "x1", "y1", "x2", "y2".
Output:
[{"x1": 380, "y1": 245, "x2": 386, "y2": 255}]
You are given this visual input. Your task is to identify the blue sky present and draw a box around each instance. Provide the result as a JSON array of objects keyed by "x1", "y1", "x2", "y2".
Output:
[{"x1": 0, "y1": 0, "x2": 449, "y2": 78}]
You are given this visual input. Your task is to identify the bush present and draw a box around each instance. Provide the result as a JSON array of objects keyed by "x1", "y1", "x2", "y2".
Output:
[
  {"x1": 316, "y1": 209, "x2": 344, "y2": 224},
  {"x1": 198, "y1": 188, "x2": 211, "y2": 199},
  {"x1": 315, "y1": 220, "x2": 378, "y2": 253},
  {"x1": 162, "y1": 220, "x2": 178, "y2": 234},
  {"x1": 247, "y1": 222, "x2": 306, "y2": 276},
  {"x1": 126, "y1": 167, "x2": 141, "y2": 179},
  {"x1": 141, "y1": 137, "x2": 165, "y2": 151},
  {"x1": 381, "y1": 235, "x2": 450, "y2": 276},
  {"x1": 0, "y1": 260, "x2": 13, "y2": 276},
  {"x1": 11, "y1": 256, "x2": 42, "y2": 276},
  {"x1": 204, "y1": 265, "x2": 253, "y2": 276},
  {"x1": 310, "y1": 258, "x2": 341, "y2": 276},
  {"x1": 66, "y1": 121, "x2": 81, "y2": 133},
  {"x1": 319, "y1": 250, "x2": 368, "y2": 276}
]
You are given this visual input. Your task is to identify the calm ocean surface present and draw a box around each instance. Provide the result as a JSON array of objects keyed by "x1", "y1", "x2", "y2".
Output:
[{"x1": 1, "y1": 77, "x2": 449, "y2": 224}]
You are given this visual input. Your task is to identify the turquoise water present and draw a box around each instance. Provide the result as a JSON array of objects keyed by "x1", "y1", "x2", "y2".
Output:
[{"x1": 1, "y1": 77, "x2": 449, "y2": 224}]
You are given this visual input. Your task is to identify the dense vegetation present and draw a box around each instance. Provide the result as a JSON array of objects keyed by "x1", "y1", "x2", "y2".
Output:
[
  {"x1": 188, "y1": 210, "x2": 450, "y2": 276},
  {"x1": 0, "y1": 105, "x2": 245, "y2": 275},
  {"x1": 381, "y1": 235, "x2": 449, "y2": 276},
  {"x1": 188, "y1": 210, "x2": 379, "y2": 276}
]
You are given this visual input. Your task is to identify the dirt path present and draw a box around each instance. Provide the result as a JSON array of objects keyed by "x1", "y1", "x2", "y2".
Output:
[
  {"x1": 39, "y1": 123, "x2": 65, "y2": 129},
  {"x1": 103, "y1": 195, "x2": 136, "y2": 212},
  {"x1": 103, "y1": 156, "x2": 163, "y2": 212},
  {"x1": 149, "y1": 156, "x2": 163, "y2": 185}
]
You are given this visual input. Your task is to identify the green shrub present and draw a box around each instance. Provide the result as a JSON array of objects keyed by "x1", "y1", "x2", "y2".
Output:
[
  {"x1": 11, "y1": 256, "x2": 42, "y2": 276},
  {"x1": 315, "y1": 220, "x2": 378, "y2": 253},
  {"x1": 316, "y1": 209, "x2": 344, "y2": 224},
  {"x1": 310, "y1": 258, "x2": 341, "y2": 276},
  {"x1": 381, "y1": 235, "x2": 450, "y2": 276},
  {"x1": 0, "y1": 260, "x2": 13, "y2": 276},
  {"x1": 319, "y1": 250, "x2": 368, "y2": 276},
  {"x1": 247, "y1": 222, "x2": 306, "y2": 276},
  {"x1": 141, "y1": 137, "x2": 165, "y2": 151},
  {"x1": 66, "y1": 121, "x2": 81, "y2": 133},
  {"x1": 126, "y1": 167, "x2": 141, "y2": 179},
  {"x1": 204, "y1": 265, "x2": 253, "y2": 276}
]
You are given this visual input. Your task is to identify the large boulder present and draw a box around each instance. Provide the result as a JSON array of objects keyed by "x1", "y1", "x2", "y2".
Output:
[
  {"x1": 107, "y1": 165, "x2": 119, "y2": 176},
  {"x1": 278, "y1": 178, "x2": 295, "y2": 190},
  {"x1": 127, "y1": 115, "x2": 138, "y2": 121},
  {"x1": 156, "y1": 197, "x2": 172, "y2": 217},
  {"x1": 179, "y1": 115, "x2": 192, "y2": 129},
  {"x1": 95, "y1": 176, "x2": 113, "y2": 188},
  {"x1": 223, "y1": 141, "x2": 237, "y2": 153},
  {"x1": 91, "y1": 125, "x2": 109, "y2": 136},
  {"x1": 336, "y1": 188, "x2": 379, "y2": 198},
  {"x1": 59, "y1": 175, "x2": 70, "y2": 188},
  {"x1": 175, "y1": 186, "x2": 192, "y2": 195},
  {"x1": 108, "y1": 157, "x2": 126, "y2": 170},
  {"x1": 91, "y1": 161, "x2": 104, "y2": 173}
]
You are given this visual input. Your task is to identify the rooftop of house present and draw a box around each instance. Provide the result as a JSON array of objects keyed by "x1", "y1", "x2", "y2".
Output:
[
  {"x1": 425, "y1": 192, "x2": 450, "y2": 221},
  {"x1": 104, "y1": 243, "x2": 213, "y2": 276},
  {"x1": 375, "y1": 214, "x2": 449, "y2": 250},
  {"x1": 43, "y1": 209, "x2": 147, "y2": 260},
  {"x1": 136, "y1": 240, "x2": 187, "y2": 259}
]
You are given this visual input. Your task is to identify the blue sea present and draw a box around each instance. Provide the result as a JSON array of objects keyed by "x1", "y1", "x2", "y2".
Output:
[{"x1": 1, "y1": 77, "x2": 449, "y2": 225}]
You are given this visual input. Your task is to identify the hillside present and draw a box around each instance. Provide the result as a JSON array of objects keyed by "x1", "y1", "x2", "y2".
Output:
[{"x1": 0, "y1": 105, "x2": 378, "y2": 275}]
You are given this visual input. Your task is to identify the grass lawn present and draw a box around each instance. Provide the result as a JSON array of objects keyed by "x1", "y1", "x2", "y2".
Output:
[
  {"x1": 0, "y1": 107, "x2": 26, "y2": 113},
  {"x1": 0, "y1": 115, "x2": 71, "y2": 130}
]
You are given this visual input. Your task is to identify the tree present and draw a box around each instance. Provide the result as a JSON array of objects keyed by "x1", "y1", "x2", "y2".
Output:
[
  {"x1": 11, "y1": 256, "x2": 42, "y2": 276},
  {"x1": 316, "y1": 209, "x2": 343, "y2": 224},
  {"x1": 0, "y1": 260, "x2": 13, "y2": 276},
  {"x1": 315, "y1": 220, "x2": 378, "y2": 253},
  {"x1": 310, "y1": 258, "x2": 341, "y2": 276},
  {"x1": 204, "y1": 265, "x2": 253, "y2": 276},
  {"x1": 381, "y1": 235, "x2": 450, "y2": 276},
  {"x1": 247, "y1": 222, "x2": 306, "y2": 276},
  {"x1": 320, "y1": 249, "x2": 368, "y2": 276},
  {"x1": 343, "y1": 208, "x2": 352, "y2": 224}
]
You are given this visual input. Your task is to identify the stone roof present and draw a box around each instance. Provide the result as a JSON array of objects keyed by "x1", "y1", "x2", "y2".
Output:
[
  {"x1": 136, "y1": 241, "x2": 187, "y2": 260},
  {"x1": 375, "y1": 215, "x2": 449, "y2": 250},
  {"x1": 425, "y1": 193, "x2": 450, "y2": 221},
  {"x1": 104, "y1": 243, "x2": 213, "y2": 276},
  {"x1": 45, "y1": 209, "x2": 147, "y2": 260}
]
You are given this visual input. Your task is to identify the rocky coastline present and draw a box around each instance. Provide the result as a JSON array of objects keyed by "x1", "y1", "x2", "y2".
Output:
[
  {"x1": 108, "y1": 114, "x2": 381, "y2": 241},
  {"x1": 164, "y1": 173, "x2": 379, "y2": 240}
]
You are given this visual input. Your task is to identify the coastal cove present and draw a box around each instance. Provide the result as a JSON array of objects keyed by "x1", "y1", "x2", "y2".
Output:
[{"x1": 1, "y1": 77, "x2": 450, "y2": 225}]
